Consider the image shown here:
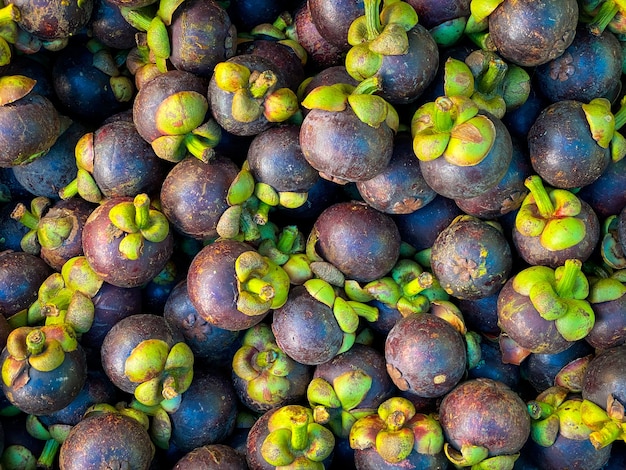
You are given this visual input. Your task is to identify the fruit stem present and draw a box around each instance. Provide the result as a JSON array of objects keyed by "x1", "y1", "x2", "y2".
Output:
[
  {"x1": 290, "y1": 413, "x2": 309, "y2": 451},
  {"x1": 25, "y1": 329, "x2": 46, "y2": 356},
  {"x1": 386, "y1": 410, "x2": 406, "y2": 432},
  {"x1": 476, "y1": 56, "x2": 507, "y2": 94},
  {"x1": 363, "y1": 0, "x2": 382, "y2": 40},
  {"x1": 587, "y1": 0, "x2": 619, "y2": 36},
  {"x1": 10, "y1": 202, "x2": 39, "y2": 230},
  {"x1": 36, "y1": 438, "x2": 60, "y2": 470},
  {"x1": 434, "y1": 97, "x2": 455, "y2": 132},
  {"x1": 524, "y1": 175, "x2": 554, "y2": 218},
  {"x1": 242, "y1": 277, "x2": 275, "y2": 302},
  {"x1": 58, "y1": 178, "x2": 78, "y2": 200},
  {"x1": 613, "y1": 95, "x2": 626, "y2": 131},
  {"x1": 527, "y1": 400, "x2": 555, "y2": 419},
  {"x1": 249, "y1": 70, "x2": 277, "y2": 99},
  {"x1": 185, "y1": 134, "x2": 215, "y2": 163},
  {"x1": 353, "y1": 76, "x2": 382, "y2": 96},
  {"x1": 555, "y1": 259, "x2": 583, "y2": 299},
  {"x1": 590, "y1": 419, "x2": 621, "y2": 449},
  {"x1": 276, "y1": 225, "x2": 299, "y2": 253},
  {"x1": 255, "y1": 350, "x2": 277, "y2": 369},
  {"x1": 133, "y1": 193, "x2": 151, "y2": 230},
  {"x1": 403, "y1": 271, "x2": 434, "y2": 297}
]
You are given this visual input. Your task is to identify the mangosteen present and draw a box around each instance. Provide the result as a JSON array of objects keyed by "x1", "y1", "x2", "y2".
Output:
[
  {"x1": 172, "y1": 444, "x2": 247, "y2": 470},
  {"x1": 9, "y1": 0, "x2": 93, "y2": 42}
]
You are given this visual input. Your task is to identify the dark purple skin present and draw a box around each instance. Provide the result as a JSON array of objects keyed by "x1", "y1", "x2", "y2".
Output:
[
  {"x1": 418, "y1": 111, "x2": 513, "y2": 200},
  {"x1": 467, "y1": 336, "x2": 521, "y2": 391},
  {"x1": 356, "y1": 132, "x2": 437, "y2": 214},
  {"x1": 187, "y1": 240, "x2": 269, "y2": 331},
  {"x1": 534, "y1": 26, "x2": 623, "y2": 104},
  {"x1": 58, "y1": 413, "x2": 155, "y2": 470},
  {"x1": 208, "y1": 54, "x2": 290, "y2": 137},
  {"x1": 312, "y1": 201, "x2": 401, "y2": 283},
  {"x1": 376, "y1": 23, "x2": 440, "y2": 105},
  {"x1": 582, "y1": 344, "x2": 626, "y2": 411},
  {"x1": 9, "y1": 0, "x2": 94, "y2": 40},
  {"x1": 100, "y1": 313, "x2": 185, "y2": 395},
  {"x1": 168, "y1": 368, "x2": 239, "y2": 454},
  {"x1": 457, "y1": 292, "x2": 501, "y2": 337},
  {"x1": 488, "y1": 0, "x2": 578, "y2": 67},
  {"x1": 90, "y1": 0, "x2": 139, "y2": 50},
  {"x1": 12, "y1": 120, "x2": 87, "y2": 199},
  {"x1": 577, "y1": 156, "x2": 626, "y2": 219},
  {"x1": 525, "y1": 431, "x2": 612, "y2": 470},
  {"x1": 90, "y1": 120, "x2": 168, "y2": 199},
  {"x1": 405, "y1": 0, "x2": 470, "y2": 29},
  {"x1": 454, "y1": 137, "x2": 532, "y2": 219},
  {"x1": 528, "y1": 100, "x2": 611, "y2": 189},
  {"x1": 33, "y1": 196, "x2": 95, "y2": 271},
  {"x1": 81, "y1": 196, "x2": 174, "y2": 288},
  {"x1": 0, "y1": 250, "x2": 53, "y2": 318},
  {"x1": 169, "y1": 0, "x2": 237, "y2": 79},
  {"x1": 299, "y1": 106, "x2": 394, "y2": 184},
  {"x1": 512, "y1": 198, "x2": 600, "y2": 269},
  {"x1": 430, "y1": 216, "x2": 512, "y2": 300},
  {"x1": 313, "y1": 343, "x2": 395, "y2": 409},
  {"x1": 353, "y1": 445, "x2": 449, "y2": 470},
  {"x1": 293, "y1": 1, "x2": 345, "y2": 70},
  {"x1": 133, "y1": 69, "x2": 209, "y2": 145},
  {"x1": 438, "y1": 378, "x2": 531, "y2": 457},
  {"x1": 0, "y1": 200, "x2": 31, "y2": 252},
  {"x1": 237, "y1": 39, "x2": 305, "y2": 92},
  {"x1": 307, "y1": 0, "x2": 363, "y2": 51},
  {"x1": 1, "y1": 345, "x2": 88, "y2": 415},
  {"x1": 385, "y1": 313, "x2": 467, "y2": 398},
  {"x1": 521, "y1": 340, "x2": 594, "y2": 393},
  {"x1": 164, "y1": 280, "x2": 241, "y2": 363},
  {"x1": 172, "y1": 444, "x2": 247, "y2": 470},
  {"x1": 271, "y1": 285, "x2": 344, "y2": 366},
  {"x1": 587, "y1": 292, "x2": 626, "y2": 350},
  {"x1": 497, "y1": 276, "x2": 573, "y2": 355},
  {"x1": 393, "y1": 194, "x2": 463, "y2": 252},
  {"x1": 160, "y1": 155, "x2": 239, "y2": 241},
  {"x1": 0, "y1": 93, "x2": 61, "y2": 167},
  {"x1": 247, "y1": 125, "x2": 319, "y2": 193}
]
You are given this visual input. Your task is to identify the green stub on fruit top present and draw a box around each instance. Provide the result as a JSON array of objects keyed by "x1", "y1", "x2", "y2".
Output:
[
  {"x1": 411, "y1": 94, "x2": 495, "y2": 165},
  {"x1": 155, "y1": 91, "x2": 209, "y2": 136},
  {"x1": 0, "y1": 74, "x2": 36, "y2": 105},
  {"x1": 515, "y1": 176, "x2": 586, "y2": 251}
]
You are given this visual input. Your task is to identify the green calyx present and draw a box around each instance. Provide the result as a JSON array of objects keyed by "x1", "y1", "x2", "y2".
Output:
[
  {"x1": 261, "y1": 405, "x2": 335, "y2": 467},
  {"x1": 307, "y1": 371, "x2": 374, "y2": 438},
  {"x1": 301, "y1": 77, "x2": 399, "y2": 130},
  {"x1": 58, "y1": 132, "x2": 103, "y2": 203},
  {"x1": 588, "y1": 274, "x2": 626, "y2": 303},
  {"x1": 345, "y1": 0, "x2": 419, "y2": 80},
  {"x1": 511, "y1": 259, "x2": 595, "y2": 342},
  {"x1": 108, "y1": 194, "x2": 170, "y2": 260},
  {"x1": 515, "y1": 175, "x2": 587, "y2": 251},
  {"x1": 213, "y1": 61, "x2": 299, "y2": 124},
  {"x1": 600, "y1": 215, "x2": 626, "y2": 269},
  {"x1": 3, "y1": 323, "x2": 78, "y2": 386},
  {"x1": 0, "y1": 74, "x2": 35, "y2": 105},
  {"x1": 528, "y1": 386, "x2": 592, "y2": 447},
  {"x1": 580, "y1": 395, "x2": 626, "y2": 450},
  {"x1": 350, "y1": 397, "x2": 444, "y2": 463},
  {"x1": 232, "y1": 323, "x2": 296, "y2": 406},
  {"x1": 411, "y1": 94, "x2": 496, "y2": 165},
  {"x1": 124, "y1": 339, "x2": 194, "y2": 406},
  {"x1": 583, "y1": 96, "x2": 626, "y2": 162},
  {"x1": 235, "y1": 250, "x2": 290, "y2": 316}
]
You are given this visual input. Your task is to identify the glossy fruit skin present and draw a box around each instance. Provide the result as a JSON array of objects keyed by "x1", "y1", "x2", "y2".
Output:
[
  {"x1": 160, "y1": 155, "x2": 240, "y2": 241},
  {"x1": 172, "y1": 444, "x2": 247, "y2": 470},
  {"x1": 90, "y1": 0, "x2": 138, "y2": 50},
  {"x1": 9, "y1": 0, "x2": 94, "y2": 41},
  {"x1": 488, "y1": 0, "x2": 578, "y2": 67},
  {"x1": 187, "y1": 240, "x2": 271, "y2": 331},
  {"x1": 293, "y1": 1, "x2": 345, "y2": 70},
  {"x1": 418, "y1": 112, "x2": 513, "y2": 200},
  {"x1": 312, "y1": 201, "x2": 401, "y2": 283},
  {"x1": 385, "y1": 313, "x2": 466, "y2": 398},
  {"x1": 58, "y1": 412, "x2": 155, "y2": 470},
  {"x1": 430, "y1": 216, "x2": 512, "y2": 300},
  {"x1": 439, "y1": 378, "x2": 531, "y2": 457},
  {"x1": 271, "y1": 285, "x2": 344, "y2": 366},
  {"x1": 100, "y1": 313, "x2": 184, "y2": 395},
  {"x1": 1, "y1": 346, "x2": 88, "y2": 415},
  {"x1": 308, "y1": 0, "x2": 363, "y2": 50},
  {"x1": 582, "y1": 344, "x2": 626, "y2": 411},
  {"x1": 587, "y1": 294, "x2": 626, "y2": 350},
  {"x1": 0, "y1": 250, "x2": 53, "y2": 318},
  {"x1": 300, "y1": 106, "x2": 394, "y2": 184},
  {"x1": 169, "y1": 0, "x2": 237, "y2": 79},
  {"x1": 528, "y1": 100, "x2": 611, "y2": 189},
  {"x1": 81, "y1": 196, "x2": 174, "y2": 288},
  {"x1": 534, "y1": 26, "x2": 623, "y2": 104},
  {"x1": 168, "y1": 368, "x2": 239, "y2": 454},
  {"x1": 406, "y1": 0, "x2": 470, "y2": 30},
  {"x1": 577, "y1": 156, "x2": 626, "y2": 219},
  {"x1": 356, "y1": 132, "x2": 437, "y2": 214}
]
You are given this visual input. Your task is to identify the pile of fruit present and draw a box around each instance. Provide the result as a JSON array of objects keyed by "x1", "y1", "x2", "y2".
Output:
[{"x1": 1, "y1": 0, "x2": 626, "y2": 468}]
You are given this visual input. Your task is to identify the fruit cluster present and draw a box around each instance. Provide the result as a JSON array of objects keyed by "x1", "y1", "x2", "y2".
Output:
[{"x1": 1, "y1": 0, "x2": 626, "y2": 469}]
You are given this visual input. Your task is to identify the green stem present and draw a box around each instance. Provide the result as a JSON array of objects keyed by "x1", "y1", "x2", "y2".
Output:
[
  {"x1": 590, "y1": 419, "x2": 622, "y2": 449},
  {"x1": 353, "y1": 76, "x2": 382, "y2": 95},
  {"x1": 434, "y1": 97, "x2": 455, "y2": 132},
  {"x1": 26, "y1": 329, "x2": 46, "y2": 356},
  {"x1": 527, "y1": 400, "x2": 555, "y2": 420},
  {"x1": 255, "y1": 350, "x2": 277, "y2": 369},
  {"x1": 290, "y1": 413, "x2": 309, "y2": 451},
  {"x1": 476, "y1": 57, "x2": 507, "y2": 94},
  {"x1": 276, "y1": 225, "x2": 299, "y2": 253},
  {"x1": 524, "y1": 175, "x2": 555, "y2": 218},
  {"x1": 249, "y1": 70, "x2": 276, "y2": 99},
  {"x1": 555, "y1": 259, "x2": 583, "y2": 298},
  {"x1": 613, "y1": 96, "x2": 626, "y2": 130},
  {"x1": 185, "y1": 134, "x2": 215, "y2": 163},
  {"x1": 133, "y1": 194, "x2": 151, "y2": 230},
  {"x1": 588, "y1": 0, "x2": 619, "y2": 36},
  {"x1": 364, "y1": 0, "x2": 382, "y2": 40},
  {"x1": 37, "y1": 438, "x2": 61, "y2": 470},
  {"x1": 243, "y1": 277, "x2": 275, "y2": 301},
  {"x1": 10, "y1": 203, "x2": 39, "y2": 230},
  {"x1": 58, "y1": 179, "x2": 78, "y2": 200},
  {"x1": 403, "y1": 272, "x2": 434, "y2": 297},
  {"x1": 386, "y1": 410, "x2": 406, "y2": 432},
  {"x1": 119, "y1": 6, "x2": 154, "y2": 32}
]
